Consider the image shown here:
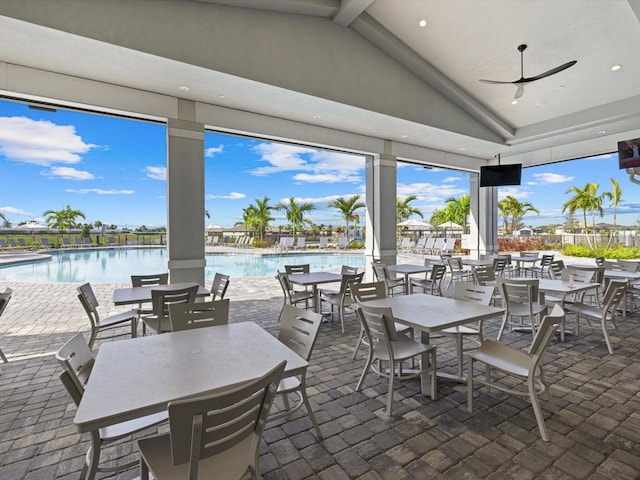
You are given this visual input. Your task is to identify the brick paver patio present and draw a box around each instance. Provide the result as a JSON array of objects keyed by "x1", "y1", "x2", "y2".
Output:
[{"x1": 0, "y1": 255, "x2": 639, "y2": 479}]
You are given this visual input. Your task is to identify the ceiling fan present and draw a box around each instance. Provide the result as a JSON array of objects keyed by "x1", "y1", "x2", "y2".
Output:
[{"x1": 479, "y1": 44, "x2": 577, "y2": 99}]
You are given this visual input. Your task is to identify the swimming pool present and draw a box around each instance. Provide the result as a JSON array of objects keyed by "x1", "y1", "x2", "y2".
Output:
[{"x1": 0, "y1": 248, "x2": 366, "y2": 283}]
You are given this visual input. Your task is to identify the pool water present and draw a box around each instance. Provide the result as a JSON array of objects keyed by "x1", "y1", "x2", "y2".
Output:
[{"x1": 0, "y1": 248, "x2": 366, "y2": 283}]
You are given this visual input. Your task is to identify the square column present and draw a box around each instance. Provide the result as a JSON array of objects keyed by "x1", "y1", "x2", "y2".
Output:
[
  {"x1": 166, "y1": 117, "x2": 206, "y2": 284},
  {"x1": 365, "y1": 153, "x2": 397, "y2": 280},
  {"x1": 469, "y1": 172, "x2": 498, "y2": 258}
]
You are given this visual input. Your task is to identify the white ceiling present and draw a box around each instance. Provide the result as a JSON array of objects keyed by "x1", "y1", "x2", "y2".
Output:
[{"x1": 0, "y1": 0, "x2": 639, "y2": 167}]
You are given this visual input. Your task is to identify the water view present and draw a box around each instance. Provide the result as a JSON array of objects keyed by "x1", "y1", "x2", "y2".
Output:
[{"x1": 0, "y1": 248, "x2": 366, "y2": 283}]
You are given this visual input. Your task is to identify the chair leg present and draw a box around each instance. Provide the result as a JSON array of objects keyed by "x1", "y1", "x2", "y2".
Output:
[
  {"x1": 352, "y1": 327, "x2": 365, "y2": 359},
  {"x1": 356, "y1": 347, "x2": 374, "y2": 392},
  {"x1": 300, "y1": 375, "x2": 323, "y2": 440},
  {"x1": 528, "y1": 376, "x2": 549, "y2": 441},
  {"x1": 0, "y1": 347, "x2": 7, "y2": 363},
  {"x1": 386, "y1": 363, "x2": 395, "y2": 416},
  {"x1": 140, "y1": 457, "x2": 149, "y2": 480},
  {"x1": 467, "y1": 357, "x2": 474, "y2": 413},
  {"x1": 455, "y1": 334, "x2": 464, "y2": 379},
  {"x1": 496, "y1": 313, "x2": 509, "y2": 340},
  {"x1": 601, "y1": 316, "x2": 615, "y2": 354}
]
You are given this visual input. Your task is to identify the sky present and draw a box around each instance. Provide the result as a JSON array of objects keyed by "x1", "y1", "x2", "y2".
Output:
[{"x1": 1, "y1": 98, "x2": 639, "y2": 230}]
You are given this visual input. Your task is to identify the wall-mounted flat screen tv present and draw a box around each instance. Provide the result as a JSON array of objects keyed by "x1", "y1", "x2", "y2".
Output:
[
  {"x1": 618, "y1": 138, "x2": 640, "y2": 169},
  {"x1": 480, "y1": 164, "x2": 522, "y2": 187}
]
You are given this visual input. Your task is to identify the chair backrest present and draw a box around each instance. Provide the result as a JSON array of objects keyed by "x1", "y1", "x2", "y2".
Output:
[
  {"x1": 8, "y1": 239, "x2": 16, "y2": 247},
  {"x1": 341, "y1": 265, "x2": 358, "y2": 275},
  {"x1": 77, "y1": 283, "x2": 101, "y2": 326},
  {"x1": 337, "y1": 236, "x2": 347, "y2": 247},
  {"x1": 570, "y1": 265, "x2": 604, "y2": 284},
  {"x1": 40, "y1": 237, "x2": 50, "y2": 247},
  {"x1": 617, "y1": 260, "x2": 639, "y2": 272},
  {"x1": 169, "y1": 299, "x2": 230, "y2": 331},
  {"x1": 539, "y1": 254, "x2": 554, "y2": 267},
  {"x1": 595, "y1": 256, "x2": 605, "y2": 267},
  {"x1": 602, "y1": 280, "x2": 627, "y2": 314},
  {"x1": 356, "y1": 304, "x2": 398, "y2": 347},
  {"x1": 429, "y1": 263, "x2": 448, "y2": 284},
  {"x1": 55, "y1": 332, "x2": 94, "y2": 400},
  {"x1": 339, "y1": 271, "x2": 365, "y2": 295},
  {"x1": 167, "y1": 360, "x2": 285, "y2": 475},
  {"x1": 528, "y1": 304, "x2": 564, "y2": 357},
  {"x1": 62, "y1": 237, "x2": 71, "y2": 246},
  {"x1": 453, "y1": 283, "x2": 494, "y2": 306},
  {"x1": 492, "y1": 257, "x2": 507, "y2": 276},
  {"x1": 603, "y1": 260, "x2": 621, "y2": 270},
  {"x1": 0, "y1": 239, "x2": 6, "y2": 248},
  {"x1": 371, "y1": 263, "x2": 389, "y2": 281},
  {"x1": 83, "y1": 237, "x2": 91, "y2": 245},
  {"x1": 549, "y1": 260, "x2": 565, "y2": 279},
  {"x1": 0, "y1": 287, "x2": 13, "y2": 318},
  {"x1": 472, "y1": 265, "x2": 495, "y2": 285},
  {"x1": 319, "y1": 237, "x2": 328, "y2": 247},
  {"x1": 350, "y1": 281, "x2": 387, "y2": 303},
  {"x1": 17, "y1": 238, "x2": 27, "y2": 247},
  {"x1": 497, "y1": 277, "x2": 540, "y2": 310},
  {"x1": 151, "y1": 284, "x2": 199, "y2": 318},
  {"x1": 131, "y1": 273, "x2": 169, "y2": 287},
  {"x1": 278, "y1": 305, "x2": 323, "y2": 361},
  {"x1": 560, "y1": 268, "x2": 594, "y2": 284},
  {"x1": 296, "y1": 237, "x2": 306, "y2": 248},
  {"x1": 520, "y1": 251, "x2": 539, "y2": 258},
  {"x1": 284, "y1": 264, "x2": 310, "y2": 275},
  {"x1": 276, "y1": 272, "x2": 294, "y2": 301},
  {"x1": 210, "y1": 273, "x2": 230, "y2": 300}
]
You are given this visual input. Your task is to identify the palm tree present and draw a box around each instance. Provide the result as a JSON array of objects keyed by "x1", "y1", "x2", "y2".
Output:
[
  {"x1": 606, "y1": 177, "x2": 623, "y2": 248},
  {"x1": 0, "y1": 212, "x2": 9, "y2": 228},
  {"x1": 562, "y1": 183, "x2": 611, "y2": 249},
  {"x1": 275, "y1": 197, "x2": 315, "y2": 238},
  {"x1": 497, "y1": 200, "x2": 510, "y2": 235},
  {"x1": 205, "y1": 210, "x2": 210, "y2": 220},
  {"x1": 498, "y1": 195, "x2": 539, "y2": 235},
  {"x1": 241, "y1": 197, "x2": 274, "y2": 241},
  {"x1": 396, "y1": 195, "x2": 423, "y2": 223},
  {"x1": 328, "y1": 195, "x2": 365, "y2": 243},
  {"x1": 443, "y1": 194, "x2": 470, "y2": 233},
  {"x1": 43, "y1": 205, "x2": 86, "y2": 233}
]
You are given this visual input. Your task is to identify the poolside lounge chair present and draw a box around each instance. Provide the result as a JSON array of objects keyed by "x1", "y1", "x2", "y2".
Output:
[
  {"x1": 107, "y1": 236, "x2": 117, "y2": 246},
  {"x1": 337, "y1": 236, "x2": 348, "y2": 249},
  {"x1": 318, "y1": 237, "x2": 329, "y2": 249},
  {"x1": 83, "y1": 237, "x2": 92, "y2": 246},
  {"x1": 61, "y1": 237, "x2": 72, "y2": 248},
  {"x1": 0, "y1": 239, "x2": 8, "y2": 250},
  {"x1": 74, "y1": 237, "x2": 82, "y2": 247},
  {"x1": 17, "y1": 238, "x2": 28, "y2": 249},
  {"x1": 295, "y1": 236, "x2": 306, "y2": 250},
  {"x1": 7, "y1": 239, "x2": 17, "y2": 250},
  {"x1": 39, "y1": 238, "x2": 51, "y2": 249}
]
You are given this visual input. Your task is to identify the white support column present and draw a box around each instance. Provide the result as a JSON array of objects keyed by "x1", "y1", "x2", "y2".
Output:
[
  {"x1": 166, "y1": 102, "x2": 206, "y2": 284},
  {"x1": 469, "y1": 172, "x2": 498, "y2": 258},
  {"x1": 365, "y1": 149, "x2": 397, "y2": 280}
]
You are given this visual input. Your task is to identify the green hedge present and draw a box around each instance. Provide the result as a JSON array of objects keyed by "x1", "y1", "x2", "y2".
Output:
[{"x1": 561, "y1": 244, "x2": 640, "y2": 259}]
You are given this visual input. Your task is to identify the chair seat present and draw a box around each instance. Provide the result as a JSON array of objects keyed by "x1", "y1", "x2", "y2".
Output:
[
  {"x1": 507, "y1": 303, "x2": 547, "y2": 317},
  {"x1": 99, "y1": 309, "x2": 137, "y2": 328},
  {"x1": 291, "y1": 290, "x2": 314, "y2": 303},
  {"x1": 138, "y1": 431, "x2": 254, "y2": 480},
  {"x1": 467, "y1": 339, "x2": 532, "y2": 378},
  {"x1": 141, "y1": 314, "x2": 172, "y2": 334},
  {"x1": 99, "y1": 411, "x2": 167, "y2": 440},
  {"x1": 566, "y1": 302, "x2": 604, "y2": 318},
  {"x1": 277, "y1": 376, "x2": 301, "y2": 393},
  {"x1": 373, "y1": 334, "x2": 434, "y2": 362}
]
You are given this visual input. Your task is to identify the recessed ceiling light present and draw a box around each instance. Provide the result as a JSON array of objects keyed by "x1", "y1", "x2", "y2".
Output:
[
  {"x1": 219, "y1": 95, "x2": 225, "y2": 99},
  {"x1": 313, "y1": 115, "x2": 322, "y2": 120},
  {"x1": 178, "y1": 86, "x2": 190, "y2": 92},
  {"x1": 598, "y1": 130, "x2": 607, "y2": 135},
  {"x1": 418, "y1": 19, "x2": 427, "y2": 27},
  {"x1": 400, "y1": 134, "x2": 408, "y2": 138},
  {"x1": 511, "y1": 100, "x2": 518, "y2": 105},
  {"x1": 611, "y1": 64, "x2": 622, "y2": 71},
  {"x1": 459, "y1": 147, "x2": 466, "y2": 151},
  {"x1": 557, "y1": 85, "x2": 565, "y2": 89}
]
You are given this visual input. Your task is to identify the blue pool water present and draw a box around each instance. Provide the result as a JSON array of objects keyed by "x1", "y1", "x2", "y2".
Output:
[{"x1": 0, "y1": 248, "x2": 366, "y2": 283}]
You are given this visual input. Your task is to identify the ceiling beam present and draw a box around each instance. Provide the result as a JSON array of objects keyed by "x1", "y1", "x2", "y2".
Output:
[{"x1": 333, "y1": 0, "x2": 373, "y2": 27}]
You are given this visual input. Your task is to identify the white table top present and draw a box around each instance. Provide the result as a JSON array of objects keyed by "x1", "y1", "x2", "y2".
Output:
[
  {"x1": 287, "y1": 271, "x2": 342, "y2": 286},
  {"x1": 603, "y1": 269, "x2": 640, "y2": 281},
  {"x1": 508, "y1": 277, "x2": 600, "y2": 295},
  {"x1": 74, "y1": 322, "x2": 307, "y2": 433},
  {"x1": 461, "y1": 258, "x2": 494, "y2": 266},
  {"x1": 113, "y1": 282, "x2": 210, "y2": 305},
  {"x1": 361, "y1": 293, "x2": 504, "y2": 332},
  {"x1": 388, "y1": 264, "x2": 432, "y2": 275}
]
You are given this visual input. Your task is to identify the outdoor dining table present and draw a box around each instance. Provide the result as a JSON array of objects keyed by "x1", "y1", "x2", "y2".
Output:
[
  {"x1": 387, "y1": 263, "x2": 433, "y2": 294},
  {"x1": 510, "y1": 255, "x2": 540, "y2": 276},
  {"x1": 361, "y1": 293, "x2": 504, "y2": 383},
  {"x1": 73, "y1": 322, "x2": 308, "y2": 478},
  {"x1": 460, "y1": 258, "x2": 494, "y2": 267},
  {"x1": 287, "y1": 271, "x2": 342, "y2": 312},
  {"x1": 112, "y1": 282, "x2": 210, "y2": 305}
]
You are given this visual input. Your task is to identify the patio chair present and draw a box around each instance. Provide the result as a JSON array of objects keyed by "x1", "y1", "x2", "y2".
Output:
[
  {"x1": 445, "y1": 256, "x2": 473, "y2": 289},
  {"x1": 528, "y1": 254, "x2": 555, "y2": 278},
  {"x1": 355, "y1": 304, "x2": 437, "y2": 416},
  {"x1": 17, "y1": 238, "x2": 28, "y2": 249},
  {"x1": 77, "y1": 283, "x2": 138, "y2": 348},
  {"x1": 492, "y1": 257, "x2": 507, "y2": 277},
  {"x1": 83, "y1": 237, "x2": 92, "y2": 246},
  {"x1": 39, "y1": 237, "x2": 51, "y2": 248},
  {"x1": 210, "y1": 272, "x2": 230, "y2": 300},
  {"x1": 565, "y1": 280, "x2": 627, "y2": 354},
  {"x1": 107, "y1": 236, "x2": 117, "y2": 246},
  {"x1": 318, "y1": 236, "x2": 329, "y2": 249},
  {"x1": 442, "y1": 237, "x2": 456, "y2": 254},
  {"x1": 372, "y1": 262, "x2": 405, "y2": 296},
  {"x1": 467, "y1": 305, "x2": 564, "y2": 442},
  {"x1": 132, "y1": 273, "x2": 169, "y2": 335},
  {"x1": 319, "y1": 271, "x2": 364, "y2": 332},
  {"x1": 56, "y1": 333, "x2": 167, "y2": 480},
  {"x1": 269, "y1": 305, "x2": 323, "y2": 439},
  {"x1": 294, "y1": 236, "x2": 306, "y2": 249},
  {"x1": 350, "y1": 281, "x2": 413, "y2": 360},
  {"x1": 61, "y1": 237, "x2": 72, "y2": 248},
  {"x1": 409, "y1": 263, "x2": 447, "y2": 296},
  {"x1": 496, "y1": 277, "x2": 548, "y2": 340},
  {"x1": 0, "y1": 288, "x2": 13, "y2": 364},
  {"x1": 284, "y1": 264, "x2": 310, "y2": 275},
  {"x1": 336, "y1": 236, "x2": 348, "y2": 249},
  {"x1": 137, "y1": 360, "x2": 285, "y2": 480},
  {"x1": 276, "y1": 272, "x2": 314, "y2": 321},
  {"x1": 0, "y1": 239, "x2": 7, "y2": 250},
  {"x1": 141, "y1": 284, "x2": 199, "y2": 334},
  {"x1": 74, "y1": 237, "x2": 83, "y2": 247},
  {"x1": 7, "y1": 239, "x2": 17, "y2": 249},
  {"x1": 169, "y1": 299, "x2": 230, "y2": 331},
  {"x1": 548, "y1": 260, "x2": 565, "y2": 279}
]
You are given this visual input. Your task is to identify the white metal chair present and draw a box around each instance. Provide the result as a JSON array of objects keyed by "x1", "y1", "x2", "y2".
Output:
[
  {"x1": 131, "y1": 273, "x2": 169, "y2": 335},
  {"x1": 445, "y1": 257, "x2": 473, "y2": 289},
  {"x1": 56, "y1": 333, "x2": 167, "y2": 480},
  {"x1": 269, "y1": 305, "x2": 323, "y2": 439},
  {"x1": 355, "y1": 304, "x2": 437, "y2": 416},
  {"x1": 318, "y1": 237, "x2": 329, "y2": 249},
  {"x1": 141, "y1": 284, "x2": 199, "y2": 334},
  {"x1": 467, "y1": 305, "x2": 564, "y2": 442},
  {"x1": 528, "y1": 254, "x2": 555, "y2": 278},
  {"x1": 372, "y1": 262, "x2": 405, "y2": 296},
  {"x1": 319, "y1": 271, "x2": 364, "y2": 332},
  {"x1": 440, "y1": 283, "x2": 496, "y2": 378},
  {"x1": 210, "y1": 272, "x2": 230, "y2": 300},
  {"x1": 169, "y1": 299, "x2": 230, "y2": 331},
  {"x1": 337, "y1": 236, "x2": 348, "y2": 249},
  {"x1": 294, "y1": 236, "x2": 306, "y2": 249},
  {"x1": 409, "y1": 263, "x2": 447, "y2": 296},
  {"x1": 137, "y1": 361, "x2": 286, "y2": 480},
  {"x1": 496, "y1": 277, "x2": 548, "y2": 340},
  {"x1": 0, "y1": 288, "x2": 13, "y2": 365},
  {"x1": 77, "y1": 283, "x2": 138, "y2": 348},
  {"x1": 565, "y1": 280, "x2": 627, "y2": 354},
  {"x1": 276, "y1": 272, "x2": 314, "y2": 321}
]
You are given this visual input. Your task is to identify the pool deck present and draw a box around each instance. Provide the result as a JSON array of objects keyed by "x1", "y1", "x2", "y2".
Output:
[{"x1": 0, "y1": 251, "x2": 639, "y2": 479}]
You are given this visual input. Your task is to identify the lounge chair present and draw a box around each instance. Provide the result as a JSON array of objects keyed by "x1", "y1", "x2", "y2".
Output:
[
  {"x1": 83, "y1": 237, "x2": 92, "y2": 246},
  {"x1": 318, "y1": 237, "x2": 329, "y2": 249},
  {"x1": 337, "y1": 236, "x2": 348, "y2": 249},
  {"x1": 61, "y1": 237, "x2": 72, "y2": 248},
  {"x1": 74, "y1": 237, "x2": 83, "y2": 247},
  {"x1": 40, "y1": 238, "x2": 51, "y2": 249},
  {"x1": 295, "y1": 236, "x2": 306, "y2": 250},
  {"x1": 17, "y1": 238, "x2": 28, "y2": 249},
  {"x1": 107, "y1": 236, "x2": 117, "y2": 246},
  {"x1": 0, "y1": 239, "x2": 8, "y2": 250}
]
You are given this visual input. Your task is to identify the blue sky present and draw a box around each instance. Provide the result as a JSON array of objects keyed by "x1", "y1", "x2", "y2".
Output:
[{"x1": 1, "y1": 99, "x2": 638, "y2": 230}]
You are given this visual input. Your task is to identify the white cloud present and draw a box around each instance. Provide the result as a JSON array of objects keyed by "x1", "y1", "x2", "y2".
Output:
[
  {"x1": 497, "y1": 187, "x2": 531, "y2": 199},
  {"x1": 397, "y1": 182, "x2": 466, "y2": 202},
  {"x1": 0, "y1": 206, "x2": 31, "y2": 216},
  {"x1": 205, "y1": 145, "x2": 224, "y2": 157},
  {"x1": 65, "y1": 188, "x2": 135, "y2": 195},
  {"x1": 45, "y1": 166, "x2": 95, "y2": 180},
  {"x1": 531, "y1": 173, "x2": 574, "y2": 184},
  {"x1": 0, "y1": 116, "x2": 96, "y2": 166},
  {"x1": 207, "y1": 191, "x2": 246, "y2": 200},
  {"x1": 293, "y1": 173, "x2": 361, "y2": 183},
  {"x1": 443, "y1": 176, "x2": 462, "y2": 183},
  {"x1": 146, "y1": 166, "x2": 166, "y2": 180}
]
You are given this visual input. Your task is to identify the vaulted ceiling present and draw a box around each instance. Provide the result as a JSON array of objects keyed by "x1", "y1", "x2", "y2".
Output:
[{"x1": 0, "y1": 0, "x2": 639, "y2": 170}]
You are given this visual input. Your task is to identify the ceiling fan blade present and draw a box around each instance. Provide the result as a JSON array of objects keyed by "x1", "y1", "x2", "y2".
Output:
[
  {"x1": 514, "y1": 84, "x2": 524, "y2": 99},
  {"x1": 479, "y1": 79, "x2": 514, "y2": 85},
  {"x1": 523, "y1": 60, "x2": 577, "y2": 82}
]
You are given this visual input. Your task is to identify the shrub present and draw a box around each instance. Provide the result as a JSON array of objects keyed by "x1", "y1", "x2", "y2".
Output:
[
  {"x1": 498, "y1": 237, "x2": 545, "y2": 252},
  {"x1": 561, "y1": 244, "x2": 640, "y2": 259}
]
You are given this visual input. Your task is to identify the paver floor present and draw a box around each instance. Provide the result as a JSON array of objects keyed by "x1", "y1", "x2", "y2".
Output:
[{"x1": 0, "y1": 255, "x2": 639, "y2": 479}]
